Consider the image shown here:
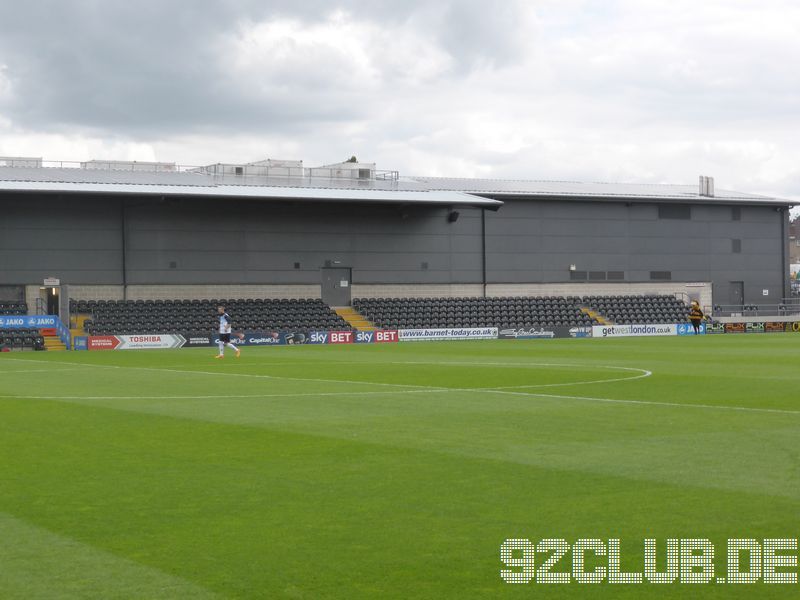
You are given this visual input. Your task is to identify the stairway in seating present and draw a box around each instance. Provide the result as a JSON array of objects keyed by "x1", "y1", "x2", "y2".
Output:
[
  {"x1": 67, "y1": 314, "x2": 91, "y2": 348},
  {"x1": 43, "y1": 332, "x2": 68, "y2": 351},
  {"x1": 72, "y1": 314, "x2": 91, "y2": 330},
  {"x1": 334, "y1": 307, "x2": 376, "y2": 331},
  {"x1": 580, "y1": 306, "x2": 610, "y2": 325}
]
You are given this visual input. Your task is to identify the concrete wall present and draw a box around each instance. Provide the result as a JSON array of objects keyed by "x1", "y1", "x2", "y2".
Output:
[
  {"x1": 62, "y1": 284, "x2": 321, "y2": 301},
  {"x1": 1, "y1": 191, "x2": 786, "y2": 308}
]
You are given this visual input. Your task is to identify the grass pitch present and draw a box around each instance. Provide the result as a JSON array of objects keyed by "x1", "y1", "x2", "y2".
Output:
[{"x1": 0, "y1": 335, "x2": 799, "y2": 598}]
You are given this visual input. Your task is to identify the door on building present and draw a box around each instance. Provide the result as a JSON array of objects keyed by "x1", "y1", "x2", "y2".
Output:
[
  {"x1": 729, "y1": 281, "x2": 744, "y2": 307},
  {"x1": 41, "y1": 286, "x2": 60, "y2": 315},
  {"x1": 321, "y1": 268, "x2": 352, "y2": 307}
]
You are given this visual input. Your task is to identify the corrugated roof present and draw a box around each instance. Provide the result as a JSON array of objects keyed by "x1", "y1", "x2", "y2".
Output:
[
  {"x1": 0, "y1": 166, "x2": 500, "y2": 207},
  {"x1": 408, "y1": 176, "x2": 790, "y2": 204},
  {"x1": 0, "y1": 165, "x2": 792, "y2": 206}
]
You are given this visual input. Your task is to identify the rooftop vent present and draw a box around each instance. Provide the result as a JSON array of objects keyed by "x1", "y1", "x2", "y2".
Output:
[
  {"x1": 190, "y1": 159, "x2": 305, "y2": 178},
  {"x1": 81, "y1": 160, "x2": 177, "y2": 172},
  {"x1": 699, "y1": 175, "x2": 715, "y2": 197}
]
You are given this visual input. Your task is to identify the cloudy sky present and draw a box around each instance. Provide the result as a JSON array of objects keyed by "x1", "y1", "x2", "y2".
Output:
[{"x1": 0, "y1": 0, "x2": 799, "y2": 201}]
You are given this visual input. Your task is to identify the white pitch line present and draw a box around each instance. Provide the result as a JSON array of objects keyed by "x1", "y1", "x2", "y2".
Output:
[
  {"x1": 114, "y1": 365, "x2": 453, "y2": 392},
  {"x1": 478, "y1": 389, "x2": 800, "y2": 416},
  {"x1": 2, "y1": 358, "x2": 443, "y2": 391},
  {"x1": 116, "y1": 363, "x2": 652, "y2": 391},
  {"x1": 490, "y1": 370, "x2": 652, "y2": 390},
  {"x1": 389, "y1": 360, "x2": 644, "y2": 371},
  {"x1": 0, "y1": 368, "x2": 87, "y2": 374},
  {"x1": 387, "y1": 360, "x2": 652, "y2": 388},
  {"x1": 0, "y1": 358, "x2": 106, "y2": 369},
  {"x1": 0, "y1": 356, "x2": 652, "y2": 389},
  {"x1": 1, "y1": 361, "x2": 796, "y2": 417},
  {"x1": 1, "y1": 389, "x2": 453, "y2": 401},
  {"x1": 6, "y1": 356, "x2": 796, "y2": 416},
  {"x1": 5, "y1": 381, "x2": 797, "y2": 418}
]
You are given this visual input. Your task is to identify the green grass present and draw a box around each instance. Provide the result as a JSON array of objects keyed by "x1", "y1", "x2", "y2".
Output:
[{"x1": 1, "y1": 335, "x2": 799, "y2": 598}]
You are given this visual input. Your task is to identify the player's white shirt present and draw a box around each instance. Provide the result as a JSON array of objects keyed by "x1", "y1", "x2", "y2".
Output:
[{"x1": 219, "y1": 313, "x2": 232, "y2": 334}]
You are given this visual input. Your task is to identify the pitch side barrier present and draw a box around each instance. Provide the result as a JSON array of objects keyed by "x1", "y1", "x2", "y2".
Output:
[
  {"x1": 705, "y1": 321, "x2": 800, "y2": 334},
  {"x1": 82, "y1": 330, "x2": 401, "y2": 350},
  {"x1": 0, "y1": 314, "x2": 71, "y2": 349},
  {"x1": 77, "y1": 321, "x2": 800, "y2": 350}
]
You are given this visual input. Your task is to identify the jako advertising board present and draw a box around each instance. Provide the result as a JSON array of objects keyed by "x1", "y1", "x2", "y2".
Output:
[{"x1": 676, "y1": 323, "x2": 706, "y2": 336}]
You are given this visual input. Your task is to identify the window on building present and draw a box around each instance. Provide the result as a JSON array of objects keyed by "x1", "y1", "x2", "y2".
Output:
[
  {"x1": 650, "y1": 271, "x2": 672, "y2": 281},
  {"x1": 658, "y1": 204, "x2": 691, "y2": 219},
  {"x1": 732, "y1": 239, "x2": 742, "y2": 253}
]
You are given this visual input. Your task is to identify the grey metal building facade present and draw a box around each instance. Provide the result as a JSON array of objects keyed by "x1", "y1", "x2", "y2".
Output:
[{"x1": 0, "y1": 163, "x2": 792, "y2": 306}]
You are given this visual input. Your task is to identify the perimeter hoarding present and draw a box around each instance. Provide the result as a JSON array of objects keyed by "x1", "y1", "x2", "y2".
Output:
[
  {"x1": 398, "y1": 327, "x2": 498, "y2": 342},
  {"x1": 676, "y1": 323, "x2": 706, "y2": 336},
  {"x1": 497, "y1": 327, "x2": 592, "y2": 339},
  {"x1": 87, "y1": 330, "x2": 400, "y2": 349},
  {"x1": 0, "y1": 314, "x2": 72, "y2": 348},
  {"x1": 0, "y1": 315, "x2": 62, "y2": 328},
  {"x1": 707, "y1": 322, "x2": 792, "y2": 334},
  {"x1": 355, "y1": 330, "x2": 400, "y2": 343},
  {"x1": 592, "y1": 324, "x2": 677, "y2": 338},
  {"x1": 88, "y1": 334, "x2": 185, "y2": 350}
]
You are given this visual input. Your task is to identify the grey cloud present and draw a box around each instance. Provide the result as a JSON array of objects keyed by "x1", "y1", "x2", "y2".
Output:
[
  {"x1": 0, "y1": 1, "x2": 532, "y2": 137},
  {"x1": 0, "y1": 2, "x2": 364, "y2": 135},
  {"x1": 435, "y1": 0, "x2": 535, "y2": 70}
]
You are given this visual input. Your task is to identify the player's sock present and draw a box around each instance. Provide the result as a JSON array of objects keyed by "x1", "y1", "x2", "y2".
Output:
[{"x1": 218, "y1": 340, "x2": 224, "y2": 355}]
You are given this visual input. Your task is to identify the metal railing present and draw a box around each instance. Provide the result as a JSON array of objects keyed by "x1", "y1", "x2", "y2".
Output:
[
  {"x1": 711, "y1": 300, "x2": 800, "y2": 318},
  {"x1": 0, "y1": 159, "x2": 402, "y2": 181}
]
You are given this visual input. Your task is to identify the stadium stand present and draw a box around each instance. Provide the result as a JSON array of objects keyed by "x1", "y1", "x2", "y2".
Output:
[
  {"x1": 0, "y1": 301, "x2": 27, "y2": 315},
  {"x1": 0, "y1": 328, "x2": 44, "y2": 350},
  {"x1": 71, "y1": 298, "x2": 352, "y2": 335},
  {"x1": 585, "y1": 295, "x2": 690, "y2": 325},
  {"x1": 354, "y1": 294, "x2": 691, "y2": 329},
  {"x1": 70, "y1": 294, "x2": 691, "y2": 335},
  {"x1": 354, "y1": 296, "x2": 595, "y2": 329}
]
